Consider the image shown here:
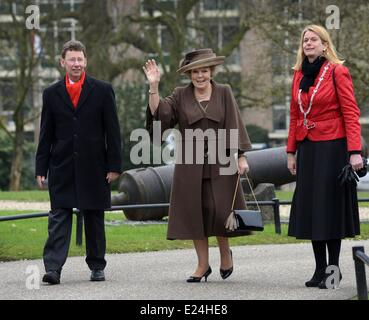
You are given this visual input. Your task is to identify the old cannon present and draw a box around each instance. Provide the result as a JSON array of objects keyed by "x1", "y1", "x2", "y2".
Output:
[
  {"x1": 112, "y1": 165, "x2": 174, "y2": 220},
  {"x1": 112, "y1": 146, "x2": 296, "y2": 221},
  {"x1": 112, "y1": 138, "x2": 368, "y2": 221}
]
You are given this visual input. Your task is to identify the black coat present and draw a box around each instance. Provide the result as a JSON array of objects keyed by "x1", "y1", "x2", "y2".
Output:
[{"x1": 35, "y1": 75, "x2": 122, "y2": 209}]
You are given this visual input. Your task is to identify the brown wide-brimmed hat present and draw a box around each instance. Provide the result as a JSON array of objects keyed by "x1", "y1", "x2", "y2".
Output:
[{"x1": 177, "y1": 48, "x2": 225, "y2": 74}]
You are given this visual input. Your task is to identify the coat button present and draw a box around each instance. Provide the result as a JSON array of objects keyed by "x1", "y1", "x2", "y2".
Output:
[
  {"x1": 73, "y1": 117, "x2": 77, "y2": 121},
  {"x1": 74, "y1": 152, "x2": 78, "y2": 156}
]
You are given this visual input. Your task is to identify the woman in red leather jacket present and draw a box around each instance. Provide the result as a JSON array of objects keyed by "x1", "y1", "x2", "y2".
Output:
[{"x1": 286, "y1": 25, "x2": 363, "y2": 289}]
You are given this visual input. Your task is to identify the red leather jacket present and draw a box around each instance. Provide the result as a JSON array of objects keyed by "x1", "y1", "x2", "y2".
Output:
[{"x1": 287, "y1": 60, "x2": 361, "y2": 153}]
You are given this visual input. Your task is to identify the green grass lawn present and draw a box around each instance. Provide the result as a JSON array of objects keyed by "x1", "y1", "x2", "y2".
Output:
[
  {"x1": 277, "y1": 191, "x2": 369, "y2": 207},
  {"x1": 1, "y1": 190, "x2": 369, "y2": 207},
  {"x1": 1, "y1": 210, "x2": 369, "y2": 262}
]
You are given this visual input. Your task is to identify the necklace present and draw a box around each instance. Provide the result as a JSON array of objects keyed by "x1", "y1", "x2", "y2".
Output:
[
  {"x1": 194, "y1": 87, "x2": 211, "y2": 113},
  {"x1": 197, "y1": 100, "x2": 209, "y2": 112},
  {"x1": 298, "y1": 62, "x2": 330, "y2": 129}
]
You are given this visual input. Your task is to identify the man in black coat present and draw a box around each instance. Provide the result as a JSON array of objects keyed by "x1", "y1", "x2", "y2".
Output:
[{"x1": 35, "y1": 40, "x2": 122, "y2": 285}]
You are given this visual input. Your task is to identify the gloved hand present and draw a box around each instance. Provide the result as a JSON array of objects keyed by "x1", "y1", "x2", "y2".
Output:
[{"x1": 338, "y1": 164, "x2": 359, "y2": 186}]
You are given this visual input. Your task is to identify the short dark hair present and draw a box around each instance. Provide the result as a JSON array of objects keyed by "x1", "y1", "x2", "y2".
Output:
[{"x1": 61, "y1": 40, "x2": 86, "y2": 59}]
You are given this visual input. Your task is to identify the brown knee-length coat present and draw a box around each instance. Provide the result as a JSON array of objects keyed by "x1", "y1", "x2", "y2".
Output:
[{"x1": 146, "y1": 80, "x2": 252, "y2": 239}]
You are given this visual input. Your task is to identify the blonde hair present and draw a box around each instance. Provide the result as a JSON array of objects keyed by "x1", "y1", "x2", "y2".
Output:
[{"x1": 293, "y1": 25, "x2": 344, "y2": 70}]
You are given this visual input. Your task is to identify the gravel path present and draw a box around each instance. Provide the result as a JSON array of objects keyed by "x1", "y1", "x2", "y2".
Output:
[
  {"x1": 1, "y1": 240, "x2": 368, "y2": 300},
  {"x1": 1, "y1": 201, "x2": 369, "y2": 300},
  {"x1": 0, "y1": 201, "x2": 51, "y2": 211}
]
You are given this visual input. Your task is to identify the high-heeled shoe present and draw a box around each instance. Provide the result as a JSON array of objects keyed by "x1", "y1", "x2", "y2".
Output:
[
  {"x1": 186, "y1": 266, "x2": 212, "y2": 283},
  {"x1": 305, "y1": 268, "x2": 326, "y2": 287},
  {"x1": 220, "y1": 250, "x2": 233, "y2": 280}
]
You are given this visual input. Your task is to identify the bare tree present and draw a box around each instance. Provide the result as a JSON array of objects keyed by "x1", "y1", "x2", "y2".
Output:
[
  {"x1": 0, "y1": 0, "x2": 43, "y2": 190},
  {"x1": 248, "y1": 0, "x2": 369, "y2": 108},
  {"x1": 109, "y1": 0, "x2": 251, "y2": 95},
  {"x1": 0, "y1": 0, "x2": 78, "y2": 190}
]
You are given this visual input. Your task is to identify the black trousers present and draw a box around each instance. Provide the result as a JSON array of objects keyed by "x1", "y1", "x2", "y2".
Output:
[{"x1": 43, "y1": 208, "x2": 106, "y2": 272}]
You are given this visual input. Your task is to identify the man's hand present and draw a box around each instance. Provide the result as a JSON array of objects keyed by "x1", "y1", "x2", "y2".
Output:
[
  {"x1": 106, "y1": 172, "x2": 120, "y2": 184},
  {"x1": 36, "y1": 176, "x2": 46, "y2": 189}
]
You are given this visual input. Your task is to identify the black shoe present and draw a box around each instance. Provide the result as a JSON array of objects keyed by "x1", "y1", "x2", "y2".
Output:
[
  {"x1": 220, "y1": 250, "x2": 233, "y2": 280},
  {"x1": 318, "y1": 271, "x2": 342, "y2": 289},
  {"x1": 305, "y1": 268, "x2": 326, "y2": 287},
  {"x1": 42, "y1": 271, "x2": 60, "y2": 285},
  {"x1": 186, "y1": 266, "x2": 212, "y2": 283},
  {"x1": 90, "y1": 269, "x2": 105, "y2": 281}
]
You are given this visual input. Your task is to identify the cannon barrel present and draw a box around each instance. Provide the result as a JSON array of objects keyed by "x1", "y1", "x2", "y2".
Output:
[
  {"x1": 112, "y1": 146, "x2": 294, "y2": 220},
  {"x1": 247, "y1": 146, "x2": 294, "y2": 186},
  {"x1": 112, "y1": 141, "x2": 368, "y2": 221},
  {"x1": 112, "y1": 165, "x2": 174, "y2": 220}
]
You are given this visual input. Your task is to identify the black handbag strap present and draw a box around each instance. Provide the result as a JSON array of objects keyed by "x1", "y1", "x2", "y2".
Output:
[
  {"x1": 231, "y1": 173, "x2": 260, "y2": 212},
  {"x1": 332, "y1": 65, "x2": 341, "y2": 107}
]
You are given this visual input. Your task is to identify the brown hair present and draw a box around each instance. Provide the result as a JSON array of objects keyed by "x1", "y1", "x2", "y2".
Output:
[
  {"x1": 61, "y1": 40, "x2": 87, "y2": 59},
  {"x1": 186, "y1": 66, "x2": 216, "y2": 78}
]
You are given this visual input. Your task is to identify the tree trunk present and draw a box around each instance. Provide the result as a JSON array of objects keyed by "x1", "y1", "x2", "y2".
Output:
[
  {"x1": 9, "y1": 121, "x2": 24, "y2": 191},
  {"x1": 8, "y1": 24, "x2": 30, "y2": 191}
]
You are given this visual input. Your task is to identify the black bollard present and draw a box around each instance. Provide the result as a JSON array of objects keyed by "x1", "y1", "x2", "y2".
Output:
[
  {"x1": 272, "y1": 198, "x2": 281, "y2": 234},
  {"x1": 352, "y1": 246, "x2": 368, "y2": 300}
]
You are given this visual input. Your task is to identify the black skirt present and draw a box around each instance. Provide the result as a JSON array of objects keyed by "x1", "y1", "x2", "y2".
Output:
[{"x1": 288, "y1": 138, "x2": 360, "y2": 240}]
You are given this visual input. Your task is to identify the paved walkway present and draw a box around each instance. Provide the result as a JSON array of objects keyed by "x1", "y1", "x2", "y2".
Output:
[
  {"x1": 0, "y1": 240, "x2": 368, "y2": 300},
  {"x1": 0, "y1": 201, "x2": 51, "y2": 211}
]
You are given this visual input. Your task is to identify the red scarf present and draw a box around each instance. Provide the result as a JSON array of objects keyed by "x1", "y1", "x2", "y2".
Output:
[{"x1": 65, "y1": 72, "x2": 86, "y2": 108}]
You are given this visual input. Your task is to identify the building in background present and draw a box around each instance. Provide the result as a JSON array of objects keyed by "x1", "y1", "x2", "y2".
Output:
[
  {"x1": 1, "y1": 0, "x2": 368, "y2": 147},
  {"x1": 0, "y1": 0, "x2": 82, "y2": 137}
]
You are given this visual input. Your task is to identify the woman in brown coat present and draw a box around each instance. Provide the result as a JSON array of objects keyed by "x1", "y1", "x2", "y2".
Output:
[{"x1": 144, "y1": 49, "x2": 252, "y2": 282}]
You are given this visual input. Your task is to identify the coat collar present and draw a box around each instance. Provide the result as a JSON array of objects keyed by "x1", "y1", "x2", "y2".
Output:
[
  {"x1": 56, "y1": 74, "x2": 94, "y2": 113},
  {"x1": 184, "y1": 80, "x2": 222, "y2": 125},
  {"x1": 296, "y1": 60, "x2": 331, "y2": 106},
  {"x1": 296, "y1": 60, "x2": 331, "y2": 83}
]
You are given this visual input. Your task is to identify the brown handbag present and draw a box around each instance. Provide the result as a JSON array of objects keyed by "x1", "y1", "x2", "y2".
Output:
[{"x1": 225, "y1": 173, "x2": 264, "y2": 235}]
